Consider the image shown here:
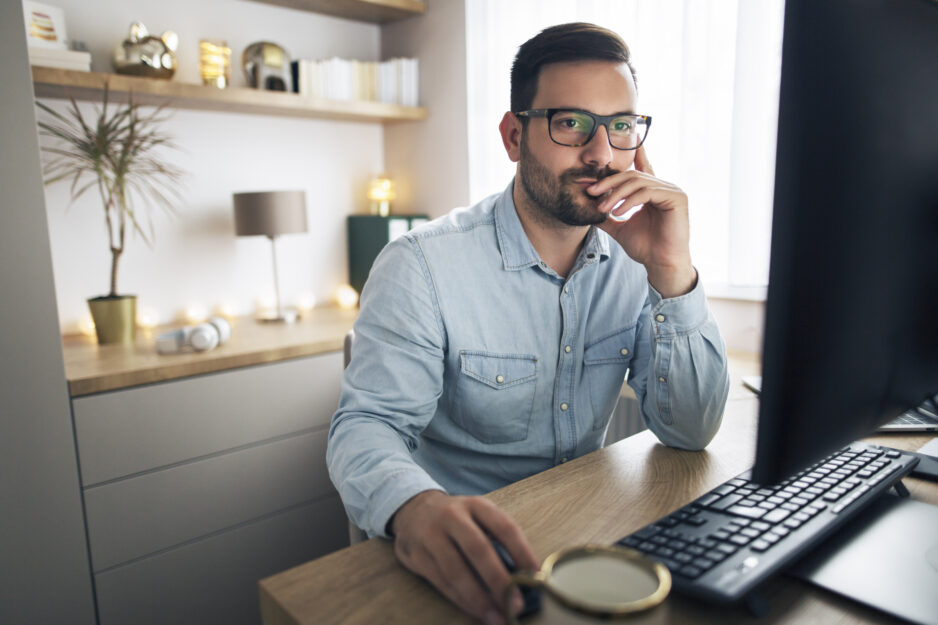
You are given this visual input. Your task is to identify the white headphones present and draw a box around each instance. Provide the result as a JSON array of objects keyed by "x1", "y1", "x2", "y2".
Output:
[{"x1": 156, "y1": 317, "x2": 232, "y2": 354}]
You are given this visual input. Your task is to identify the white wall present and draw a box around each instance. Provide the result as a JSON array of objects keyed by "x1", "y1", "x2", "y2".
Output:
[
  {"x1": 34, "y1": 0, "x2": 391, "y2": 332},
  {"x1": 381, "y1": 0, "x2": 471, "y2": 217}
]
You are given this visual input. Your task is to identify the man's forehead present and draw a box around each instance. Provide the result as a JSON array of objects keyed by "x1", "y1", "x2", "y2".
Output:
[{"x1": 532, "y1": 60, "x2": 637, "y2": 111}]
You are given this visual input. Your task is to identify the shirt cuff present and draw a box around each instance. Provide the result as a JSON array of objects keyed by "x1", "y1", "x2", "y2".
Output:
[
  {"x1": 647, "y1": 271, "x2": 709, "y2": 335},
  {"x1": 368, "y1": 468, "x2": 447, "y2": 539}
]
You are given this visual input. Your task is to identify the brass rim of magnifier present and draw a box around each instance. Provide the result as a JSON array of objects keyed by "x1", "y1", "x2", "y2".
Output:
[{"x1": 504, "y1": 544, "x2": 671, "y2": 621}]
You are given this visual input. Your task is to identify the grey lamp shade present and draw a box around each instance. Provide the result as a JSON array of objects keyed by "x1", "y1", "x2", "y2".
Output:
[{"x1": 233, "y1": 190, "x2": 308, "y2": 237}]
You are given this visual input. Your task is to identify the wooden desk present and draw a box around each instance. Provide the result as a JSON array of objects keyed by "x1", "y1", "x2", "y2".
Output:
[{"x1": 259, "y1": 392, "x2": 937, "y2": 625}]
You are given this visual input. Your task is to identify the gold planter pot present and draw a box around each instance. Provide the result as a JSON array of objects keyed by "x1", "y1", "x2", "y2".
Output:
[{"x1": 87, "y1": 295, "x2": 137, "y2": 345}]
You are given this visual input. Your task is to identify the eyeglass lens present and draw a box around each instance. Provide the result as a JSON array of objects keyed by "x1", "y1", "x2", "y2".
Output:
[{"x1": 549, "y1": 111, "x2": 648, "y2": 149}]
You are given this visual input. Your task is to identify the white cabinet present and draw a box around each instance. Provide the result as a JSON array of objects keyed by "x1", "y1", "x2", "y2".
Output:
[{"x1": 71, "y1": 351, "x2": 347, "y2": 625}]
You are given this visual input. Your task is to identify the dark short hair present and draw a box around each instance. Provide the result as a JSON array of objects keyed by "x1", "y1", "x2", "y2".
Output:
[{"x1": 510, "y1": 22, "x2": 637, "y2": 113}]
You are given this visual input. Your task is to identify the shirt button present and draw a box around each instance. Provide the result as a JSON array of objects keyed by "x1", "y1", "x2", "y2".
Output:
[
  {"x1": 496, "y1": 374, "x2": 505, "y2": 383},
  {"x1": 620, "y1": 348, "x2": 629, "y2": 356},
  {"x1": 563, "y1": 286, "x2": 569, "y2": 293},
  {"x1": 658, "y1": 376, "x2": 666, "y2": 383},
  {"x1": 586, "y1": 253, "x2": 595, "y2": 259},
  {"x1": 656, "y1": 314, "x2": 666, "y2": 322},
  {"x1": 564, "y1": 345, "x2": 572, "y2": 353},
  {"x1": 560, "y1": 403, "x2": 569, "y2": 411}
]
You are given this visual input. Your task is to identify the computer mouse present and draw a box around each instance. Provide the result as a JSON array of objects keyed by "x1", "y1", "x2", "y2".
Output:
[{"x1": 491, "y1": 540, "x2": 542, "y2": 618}]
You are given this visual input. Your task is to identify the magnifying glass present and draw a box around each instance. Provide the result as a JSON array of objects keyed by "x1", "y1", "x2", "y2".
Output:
[{"x1": 503, "y1": 544, "x2": 671, "y2": 623}]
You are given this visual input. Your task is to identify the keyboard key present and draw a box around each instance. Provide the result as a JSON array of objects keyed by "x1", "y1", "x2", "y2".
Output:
[
  {"x1": 686, "y1": 514, "x2": 708, "y2": 526},
  {"x1": 710, "y1": 494, "x2": 744, "y2": 511},
  {"x1": 692, "y1": 557, "x2": 716, "y2": 571},
  {"x1": 705, "y1": 549, "x2": 728, "y2": 562},
  {"x1": 656, "y1": 547, "x2": 675, "y2": 558},
  {"x1": 679, "y1": 565, "x2": 704, "y2": 579},
  {"x1": 695, "y1": 493, "x2": 722, "y2": 507},
  {"x1": 726, "y1": 504, "x2": 767, "y2": 519},
  {"x1": 632, "y1": 526, "x2": 660, "y2": 539},
  {"x1": 750, "y1": 539, "x2": 772, "y2": 552},
  {"x1": 729, "y1": 534, "x2": 752, "y2": 546},
  {"x1": 715, "y1": 543, "x2": 738, "y2": 555}
]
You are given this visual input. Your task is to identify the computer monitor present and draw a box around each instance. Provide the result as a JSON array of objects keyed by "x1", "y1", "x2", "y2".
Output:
[{"x1": 751, "y1": 0, "x2": 938, "y2": 485}]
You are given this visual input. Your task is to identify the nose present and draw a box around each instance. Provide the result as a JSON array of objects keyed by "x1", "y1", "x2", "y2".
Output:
[{"x1": 580, "y1": 123, "x2": 614, "y2": 169}]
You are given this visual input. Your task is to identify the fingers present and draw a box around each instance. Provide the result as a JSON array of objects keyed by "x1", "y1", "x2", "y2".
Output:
[
  {"x1": 392, "y1": 492, "x2": 533, "y2": 625},
  {"x1": 397, "y1": 522, "x2": 502, "y2": 624},
  {"x1": 471, "y1": 498, "x2": 539, "y2": 571},
  {"x1": 635, "y1": 145, "x2": 655, "y2": 175}
]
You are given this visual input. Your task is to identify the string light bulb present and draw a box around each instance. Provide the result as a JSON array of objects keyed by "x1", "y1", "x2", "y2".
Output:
[{"x1": 335, "y1": 284, "x2": 359, "y2": 309}]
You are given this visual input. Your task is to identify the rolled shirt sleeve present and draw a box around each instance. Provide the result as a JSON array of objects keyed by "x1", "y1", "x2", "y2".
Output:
[{"x1": 627, "y1": 278, "x2": 730, "y2": 451}]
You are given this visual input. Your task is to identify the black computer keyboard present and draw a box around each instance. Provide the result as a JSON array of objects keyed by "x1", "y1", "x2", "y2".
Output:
[{"x1": 617, "y1": 443, "x2": 920, "y2": 604}]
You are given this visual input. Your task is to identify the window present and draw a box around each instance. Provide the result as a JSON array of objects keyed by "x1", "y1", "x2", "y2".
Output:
[{"x1": 465, "y1": 0, "x2": 784, "y2": 289}]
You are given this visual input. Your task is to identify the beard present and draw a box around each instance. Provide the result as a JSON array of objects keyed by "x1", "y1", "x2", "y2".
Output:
[{"x1": 518, "y1": 134, "x2": 619, "y2": 227}]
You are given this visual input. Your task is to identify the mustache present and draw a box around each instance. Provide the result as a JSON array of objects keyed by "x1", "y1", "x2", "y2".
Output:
[{"x1": 560, "y1": 165, "x2": 620, "y2": 183}]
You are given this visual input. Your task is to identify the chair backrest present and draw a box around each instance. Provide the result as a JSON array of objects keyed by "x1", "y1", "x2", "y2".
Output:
[
  {"x1": 341, "y1": 328, "x2": 369, "y2": 545},
  {"x1": 343, "y1": 329, "x2": 354, "y2": 369}
]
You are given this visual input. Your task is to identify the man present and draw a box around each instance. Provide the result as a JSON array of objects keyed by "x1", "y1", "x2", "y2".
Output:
[{"x1": 327, "y1": 23, "x2": 729, "y2": 625}]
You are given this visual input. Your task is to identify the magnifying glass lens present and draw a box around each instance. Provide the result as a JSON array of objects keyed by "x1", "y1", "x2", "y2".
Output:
[{"x1": 549, "y1": 552, "x2": 661, "y2": 609}]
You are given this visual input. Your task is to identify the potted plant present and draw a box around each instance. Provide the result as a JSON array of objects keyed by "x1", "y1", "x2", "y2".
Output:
[{"x1": 36, "y1": 86, "x2": 182, "y2": 344}]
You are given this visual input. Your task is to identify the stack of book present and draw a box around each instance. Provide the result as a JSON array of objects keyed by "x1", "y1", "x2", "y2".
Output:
[
  {"x1": 291, "y1": 57, "x2": 418, "y2": 107},
  {"x1": 28, "y1": 46, "x2": 91, "y2": 71}
]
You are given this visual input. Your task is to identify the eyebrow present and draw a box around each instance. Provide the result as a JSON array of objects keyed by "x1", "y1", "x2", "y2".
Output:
[{"x1": 551, "y1": 107, "x2": 638, "y2": 116}]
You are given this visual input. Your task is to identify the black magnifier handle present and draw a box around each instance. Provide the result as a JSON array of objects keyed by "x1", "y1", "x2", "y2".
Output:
[{"x1": 492, "y1": 541, "x2": 542, "y2": 618}]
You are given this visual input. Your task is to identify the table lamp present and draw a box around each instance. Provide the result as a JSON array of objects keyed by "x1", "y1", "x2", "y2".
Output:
[
  {"x1": 233, "y1": 190, "x2": 308, "y2": 323},
  {"x1": 367, "y1": 176, "x2": 396, "y2": 217}
]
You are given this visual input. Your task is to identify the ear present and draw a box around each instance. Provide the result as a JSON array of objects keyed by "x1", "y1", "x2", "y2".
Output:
[{"x1": 498, "y1": 111, "x2": 523, "y2": 162}]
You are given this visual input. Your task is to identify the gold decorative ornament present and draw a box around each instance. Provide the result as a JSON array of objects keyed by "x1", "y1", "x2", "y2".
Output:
[{"x1": 113, "y1": 22, "x2": 178, "y2": 79}]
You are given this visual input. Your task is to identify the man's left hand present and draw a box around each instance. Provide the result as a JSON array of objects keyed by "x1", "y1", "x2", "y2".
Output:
[{"x1": 588, "y1": 146, "x2": 697, "y2": 298}]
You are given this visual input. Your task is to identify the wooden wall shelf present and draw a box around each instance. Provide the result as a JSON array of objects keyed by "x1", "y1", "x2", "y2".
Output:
[
  {"x1": 31, "y1": 66, "x2": 428, "y2": 123},
  {"x1": 249, "y1": 0, "x2": 426, "y2": 23}
]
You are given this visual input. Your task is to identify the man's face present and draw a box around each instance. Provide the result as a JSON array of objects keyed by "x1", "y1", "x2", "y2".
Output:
[{"x1": 517, "y1": 61, "x2": 639, "y2": 226}]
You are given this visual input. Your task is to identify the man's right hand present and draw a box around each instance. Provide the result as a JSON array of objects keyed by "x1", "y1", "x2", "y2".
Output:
[{"x1": 390, "y1": 490, "x2": 539, "y2": 625}]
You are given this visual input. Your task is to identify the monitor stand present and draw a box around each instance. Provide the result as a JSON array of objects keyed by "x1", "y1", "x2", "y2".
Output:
[{"x1": 786, "y1": 492, "x2": 938, "y2": 625}]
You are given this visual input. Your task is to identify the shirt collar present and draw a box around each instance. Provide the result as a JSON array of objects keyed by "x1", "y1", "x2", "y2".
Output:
[{"x1": 495, "y1": 178, "x2": 611, "y2": 273}]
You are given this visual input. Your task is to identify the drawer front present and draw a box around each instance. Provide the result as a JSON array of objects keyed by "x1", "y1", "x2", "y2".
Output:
[
  {"x1": 94, "y1": 496, "x2": 348, "y2": 625},
  {"x1": 73, "y1": 350, "x2": 343, "y2": 486},
  {"x1": 84, "y1": 429, "x2": 334, "y2": 572}
]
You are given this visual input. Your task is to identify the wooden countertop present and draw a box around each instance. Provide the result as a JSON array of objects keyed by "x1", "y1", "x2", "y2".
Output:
[{"x1": 61, "y1": 307, "x2": 357, "y2": 397}]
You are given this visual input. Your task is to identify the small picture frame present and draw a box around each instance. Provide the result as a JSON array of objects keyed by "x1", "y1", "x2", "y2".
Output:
[{"x1": 23, "y1": 1, "x2": 68, "y2": 50}]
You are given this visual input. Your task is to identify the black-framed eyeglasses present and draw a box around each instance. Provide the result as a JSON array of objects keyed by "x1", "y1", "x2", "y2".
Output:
[{"x1": 515, "y1": 109, "x2": 652, "y2": 150}]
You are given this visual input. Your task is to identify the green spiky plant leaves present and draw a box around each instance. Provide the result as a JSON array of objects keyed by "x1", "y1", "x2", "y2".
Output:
[{"x1": 36, "y1": 86, "x2": 183, "y2": 297}]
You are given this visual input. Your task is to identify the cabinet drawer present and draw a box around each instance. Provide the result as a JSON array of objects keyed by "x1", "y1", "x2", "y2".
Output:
[
  {"x1": 94, "y1": 495, "x2": 348, "y2": 625},
  {"x1": 73, "y1": 351, "x2": 343, "y2": 486},
  {"x1": 84, "y1": 429, "x2": 334, "y2": 572}
]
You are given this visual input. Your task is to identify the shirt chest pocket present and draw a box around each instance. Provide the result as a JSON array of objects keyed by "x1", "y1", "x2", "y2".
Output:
[
  {"x1": 584, "y1": 326, "x2": 635, "y2": 431},
  {"x1": 452, "y1": 351, "x2": 538, "y2": 444}
]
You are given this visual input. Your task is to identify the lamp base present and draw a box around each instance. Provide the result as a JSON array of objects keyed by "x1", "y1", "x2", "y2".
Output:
[{"x1": 256, "y1": 308, "x2": 299, "y2": 324}]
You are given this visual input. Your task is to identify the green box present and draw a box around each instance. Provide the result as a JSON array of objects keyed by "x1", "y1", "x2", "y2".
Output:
[{"x1": 347, "y1": 214, "x2": 429, "y2": 294}]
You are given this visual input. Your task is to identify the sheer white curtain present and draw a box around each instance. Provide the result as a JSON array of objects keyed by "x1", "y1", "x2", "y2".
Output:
[{"x1": 465, "y1": 0, "x2": 784, "y2": 288}]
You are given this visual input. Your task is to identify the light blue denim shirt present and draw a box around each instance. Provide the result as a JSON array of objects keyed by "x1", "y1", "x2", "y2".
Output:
[{"x1": 327, "y1": 181, "x2": 729, "y2": 537}]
